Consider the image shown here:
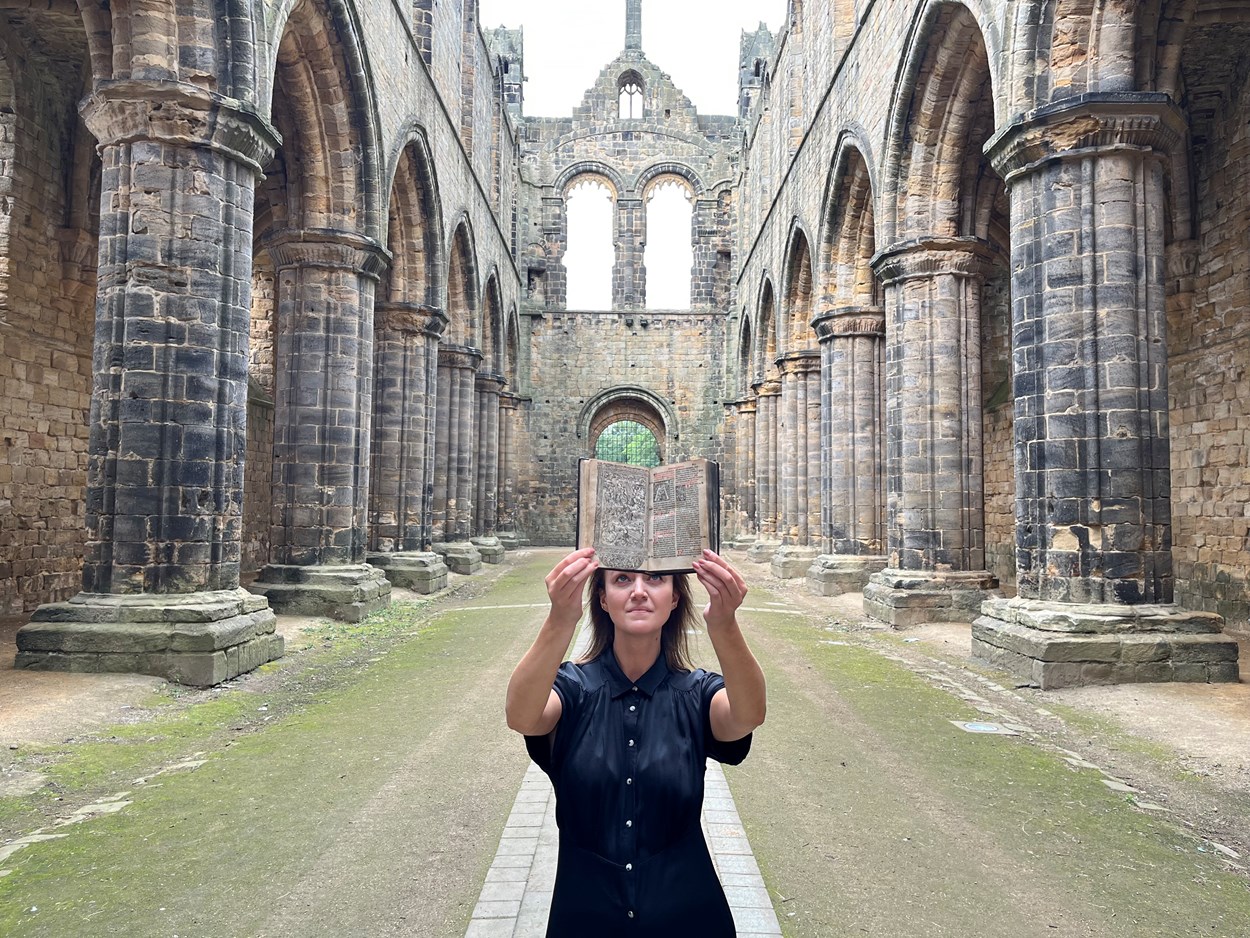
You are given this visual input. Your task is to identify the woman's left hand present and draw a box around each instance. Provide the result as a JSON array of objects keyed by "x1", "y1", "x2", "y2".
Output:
[{"x1": 692, "y1": 549, "x2": 748, "y2": 631}]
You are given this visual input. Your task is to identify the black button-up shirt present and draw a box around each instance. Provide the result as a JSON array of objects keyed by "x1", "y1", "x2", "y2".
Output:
[{"x1": 527, "y1": 649, "x2": 752, "y2": 936}]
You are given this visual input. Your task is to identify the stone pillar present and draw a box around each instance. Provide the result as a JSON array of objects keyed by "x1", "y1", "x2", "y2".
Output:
[
  {"x1": 976, "y1": 94, "x2": 1238, "y2": 687},
  {"x1": 543, "y1": 195, "x2": 567, "y2": 310},
  {"x1": 772, "y1": 351, "x2": 821, "y2": 578},
  {"x1": 861, "y1": 238, "x2": 999, "y2": 626},
  {"x1": 807, "y1": 306, "x2": 888, "y2": 595},
  {"x1": 497, "y1": 392, "x2": 524, "y2": 549},
  {"x1": 720, "y1": 402, "x2": 739, "y2": 544},
  {"x1": 18, "y1": 81, "x2": 283, "y2": 686},
  {"x1": 365, "y1": 303, "x2": 449, "y2": 594},
  {"x1": 747, "y1": 379, "x2": 782, "y2": 563},
  {"x1": 613, "y1": 198, "x2": 644, "y2": 310},
  {"x1": 691, "y1": 198, "x2": 720, "y2": 310},
  {"x1": 471, "y1": 371, "x2": 506, "y2": 564},
  {"x1": 432, "y1": 344, "x2": 483, "y2": 574},
  {"x1": 733, "y1": 398, "x2": 758, "y2": 547},
  {"x1": 250, "y1": 229, "x2": 392, "y2": 622}
]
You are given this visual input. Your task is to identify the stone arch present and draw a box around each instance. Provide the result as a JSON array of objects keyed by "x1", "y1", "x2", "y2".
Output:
[
  {"x1": 618, "y1": 68, "x2": 645, "y2": 119},
  {"x1": 820, "y1": 140, "x2": 880, "y2": 308},
  {"x1": 754, "y1": 278, "x2": 779, "y2": 383},
  {"x1": 447, "y1": 217, "x2": 481, "y2": 347},
  {"x1": 781, "y1": 221, "x2": 817, "y2": 352},
  {"x1": 481, "y1": 270, "x2": 504, "y2": 374},
  {"x1": 635, "y1": 161, "x2": 705, "y2": 198},
  {"x1": 885, "y1": 2, "x2": 1005, "y2": 244},
  {"x1": 383, "y1": 129, "x2": 444, "y2": 308},
  {"x1": 260, "y1": 0, "x2": 384, "y2": 237},
  {"x1": 580, "y1": 386, "x2": 675, "y2": 463},
  {"x1": 736, "y1": 313, "x2": 754, "y2": 398},
  {"x1": 556, "y1": 163, "x2": 625, "y2": 200},
  {"x1": 503, "y1": 303, "x2": 521, "y2": 387}
]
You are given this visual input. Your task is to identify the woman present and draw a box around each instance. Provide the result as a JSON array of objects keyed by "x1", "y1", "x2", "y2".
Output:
[{"x1": 506, "y1": 547, "x2": 766, "y2": 937}]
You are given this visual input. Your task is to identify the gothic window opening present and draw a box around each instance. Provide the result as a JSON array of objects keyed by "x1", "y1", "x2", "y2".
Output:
[
  {"x1": 619, "y1": 74, "x2": 644, "y2": 119},
  {"x1": 644, "y1": 178, "x2": 694, "y2": 309},
  {"x1": 595, "y1": 419, "x2": 661, "y2": 468},
  {"x1": 565, "y1": 178, "x2": 614, "y2": 311}
]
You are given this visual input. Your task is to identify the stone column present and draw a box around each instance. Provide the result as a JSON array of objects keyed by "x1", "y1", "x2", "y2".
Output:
[
  {"x1": 543, "y1": 194, "x2": 567, "y2": 310},
  {"x1": 861, "y1": 238, "x2": 999, "y2": 626},
  {"x1": 720, "y1": 402, "x2": 739, "y2": 544},
  {"x1": 18, "y1": 81, "x2": 283, "y2": 686},
  {"x1": 471, "y1": 371, "x2": 506, "y2": 564},
  {"x1": 772, "y1": 351, "x2": 822, "y2": 578},
  {"x1": 807, "y1": 306, "x2": 888, "y2": 595},
  {"x1": 250, "y1": 229, "x2": 392, "y2": 622},
  {"x1": 431, "y1": 344, "x2": 483, "y2": 574},
  {"x1": 733, "y1": 398, "x2": 758, "y2": 547},
  {"x1": 365, "y1": 303, "x2": 449, "y2": 594},
  {"x1": 976, "y1": 94, "x2": 1237, "y2": 687},
  {"x1": 613, "y1": 198, "x2": 644, "y2": 310},
  {"x1": 747, "y1": 379, "x2": 782, "y2": 563},
  {"x1": 497, "y1": 392, "x2": 524, "y2": 549},
  {"x1": 691, "y1": 198, "x2": 720, "y2": 309}
]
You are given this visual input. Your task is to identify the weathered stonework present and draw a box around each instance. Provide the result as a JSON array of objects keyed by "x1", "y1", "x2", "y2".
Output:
[{"x1": 3, "y1": 0, "x2": 1247, "y2": 690}]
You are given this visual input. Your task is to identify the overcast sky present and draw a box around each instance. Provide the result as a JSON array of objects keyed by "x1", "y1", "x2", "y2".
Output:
[{"x1": 478, "y1": 0, "x2": 789, "y2": 117}]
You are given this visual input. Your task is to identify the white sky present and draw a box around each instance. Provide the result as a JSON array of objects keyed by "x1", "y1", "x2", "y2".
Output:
[{"x1": 479, "y1": 0, "x2": 789, "y2": 117}]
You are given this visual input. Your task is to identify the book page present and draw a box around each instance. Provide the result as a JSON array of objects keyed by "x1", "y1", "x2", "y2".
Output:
[
  {"x1": 647, "y1": 459, "x2": 711, "y2": 571},
  {"x1": 579, "y1": 459, "x2": 650, "y2": 571}
]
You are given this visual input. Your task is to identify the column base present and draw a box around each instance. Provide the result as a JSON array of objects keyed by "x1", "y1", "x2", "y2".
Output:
[
  {"x1": 470, "y1": 536, "x2": 506, "y2": 564},
  {"x1": 863, "y1": 569, "x2": 999, "y2": 628},
  {"x1": 366, "y1": 551, "x2": 449, "y2": 594},
  {"x1": 770, "y1": 545, "x2": 818, "y2": 579},
  {"x1": 973, "y1": 597, "x2": 1240, "y2": 690},
  {"x1": 16, "y1": 588, "x2": 282, "y2": 687},
  {"x1": 746, "y1": 539, "x2": 782, "y2": 564},
  {"x1": 728, "y1": 534, "x2": 757, "y2": 550},
  {"x1": 250, "y1": 563, "x2": 391, "y2": 622},
  {"x1": 806, "y1": 555, "x2": 887, "y2": 596},
  {"x1": 432, "y1": 541, "x2": 483, "y2": 575},
  {"x1": 497, "y1": 532, "x2": 522, "y2": 551}
]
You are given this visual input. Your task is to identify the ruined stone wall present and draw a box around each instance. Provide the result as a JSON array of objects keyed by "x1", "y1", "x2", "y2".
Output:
[
  {"x1": 1169, "y1": 57, "x2": 1250, "y2": 638},
  {"x1": 516, "y1": 311, "x2": 728, "y2": 545},
  {"x1": 0, "y1": 17, "x2": 94, "y2": 615}
]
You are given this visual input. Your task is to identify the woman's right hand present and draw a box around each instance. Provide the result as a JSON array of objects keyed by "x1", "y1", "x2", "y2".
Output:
[{"x1": 544, "y1": 547, "x2": 598, "y2": 629}]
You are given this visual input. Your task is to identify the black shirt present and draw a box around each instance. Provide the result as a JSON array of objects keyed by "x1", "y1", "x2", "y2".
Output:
[{"x1": 526, "y1": 648, "x2": 752, "y2": 937}]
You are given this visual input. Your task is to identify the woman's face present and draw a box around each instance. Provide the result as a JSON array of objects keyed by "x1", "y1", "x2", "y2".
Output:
[{"x1": 599, "y1": 570, "x2": 679, "y2": 638}]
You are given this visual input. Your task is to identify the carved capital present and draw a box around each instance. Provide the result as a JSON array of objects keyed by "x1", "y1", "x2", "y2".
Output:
[
  {"x1": 262, "y1": 228, "x2": 391, "y2": 281},
  {"x1": 375, "y1": 302, "x2": 448, "y2": 337},
  {"x1": 986, "y1": 92, "x2": 1186, "y2": 184},
  {"x1": 753, "y1": 379, "x2": 782, "y2": 398},
  {"x1": 438, "y1": 343, "x2": 484, "y2": 371},
  {"x1": 812, "y1": 305, "x2": 886, "y2": 342},
  {"x1": 80, "y1": 79, "x2": 280, "y2": 177},
  {"x1": 871, "y1": 237, "x2": 997, "y2": 285},
  {"x1": 500, "y1": 392, "x2": 525, "y2": 411},
  {"x1": 1166, "y1": 239, "x2": 1200, "y2": 282},
  {"x1": 476, "y1": 371, "x2": 507, "y2": 394},
  {"x1": 778, "y1": 349, "x2": 822, "y2": 376}
]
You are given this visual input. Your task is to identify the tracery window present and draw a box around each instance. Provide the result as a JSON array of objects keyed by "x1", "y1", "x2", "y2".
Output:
[
  {"x1": 619, "y1": 74, "x2": 644, "y2": 119},
  {"x1": 595, "y1": 420, "x2": 661, "y2": 468}
]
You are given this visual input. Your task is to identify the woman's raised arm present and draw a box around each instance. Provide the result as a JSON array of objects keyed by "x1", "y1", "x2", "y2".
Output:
[
  {"x1": 505, "y1": 547, "x2": 599, "y2": 736},
  {"x1": 693, "y1": 550, "x2": 766, "y2": 741}
]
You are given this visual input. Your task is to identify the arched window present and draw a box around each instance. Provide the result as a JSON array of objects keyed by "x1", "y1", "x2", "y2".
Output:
[
  {"x1": 618, "y1": 73, "x2": 644, "y2": 119},
  {"x1": 595, "y1": 420, "x2": 661, "y2": 468},
  {"x1": 564, "y1": 178, "x2": 613, "y2": 310},
  {"x1": 644, "y1": 178, "x2": 693, "y2": 310}
]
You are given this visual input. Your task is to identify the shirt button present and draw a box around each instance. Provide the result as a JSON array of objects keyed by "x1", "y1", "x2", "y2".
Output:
[
  {"x1": 628, "y1": 739, "x2": 635, "y2": 747},
  {"x1": 628, "y1": 910, "x2": 635, "y2": 919},
  {"x1": 629, "y1": 705, "x2": 636, "y2": 712},
  {"x1": 626, "y1": 863, "x2": 633, "y2": 871},
  {"x1": 626, "y1": 819, "x2": 632, "y2": 827},
  {"x1": 626, "y1": 777, "x2": 633, "y2": 785}
]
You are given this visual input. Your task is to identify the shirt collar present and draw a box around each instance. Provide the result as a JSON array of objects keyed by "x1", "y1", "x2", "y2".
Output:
[{"x1": 604, "y1": 646, "x2": 670, "y2": 699}]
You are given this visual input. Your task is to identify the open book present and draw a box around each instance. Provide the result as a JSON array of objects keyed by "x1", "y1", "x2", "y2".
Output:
[{"x1": 576, "y1": 457, "x2": 720, "y2": 574}]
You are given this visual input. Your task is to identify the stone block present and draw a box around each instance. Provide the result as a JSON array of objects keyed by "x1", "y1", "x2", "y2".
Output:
[
  {"x1": 250, "y1": 563, "x2": 391, "y2": 622},
  {"x1": 367, "y1": 551, "x2": 449, "y2": 593},
  {"x1": 434, "y1": 541, "x2": 483, "y2": 575},
  {"x1": 770, "y1": 545, "x2": 817, "y2": 580},
  {"x1": 746, "y1": 540, "x2": 781, "y2": 565},
  {"x1": 471, "y1": 536, "x2": 506, "y2": 565}
]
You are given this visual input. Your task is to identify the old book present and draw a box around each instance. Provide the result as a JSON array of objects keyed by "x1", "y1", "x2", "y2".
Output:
[{"x1": 576, "y1": 457, "x2": 720, "y2": 574}]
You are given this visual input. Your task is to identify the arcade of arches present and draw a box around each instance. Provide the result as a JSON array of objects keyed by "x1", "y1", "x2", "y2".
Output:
[{"x1": 2, "y1": 0, "x2": 1248, "y2": 690}]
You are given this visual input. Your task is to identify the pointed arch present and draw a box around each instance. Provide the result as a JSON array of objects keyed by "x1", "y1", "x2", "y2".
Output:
[
  {"x1": 737, "y1": 313, "x2": 754, "y2": 398},
  {"x1": 481, "y1": 271, "x2": 504, "y2": 374},
  {"x1": 384, "y1": 129, "x2": 444, "y2": 308},
  {"x1": 447, "y1": 218, "x2": 481, "y2": 347},
  {"x1": 884, "y1": 2, "x2": 1003, "y2": 244},
  {"x1": 820, "y1": 141, "x2": 880, "y2": 309},
  {"x1": 503, "y1": 303, "x2": 521, "y2": 387},
  {"x1": 754, "y1": 279, "x2": 779, "y2": 384},
  {"x1": 781, "y1": 221, "x2": 816, "y2": 352}
]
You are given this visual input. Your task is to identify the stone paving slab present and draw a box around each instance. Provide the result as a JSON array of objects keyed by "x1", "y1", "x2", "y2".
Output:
[{"x1": 467, "y1": 761, "x2": 781, "y2": 937}]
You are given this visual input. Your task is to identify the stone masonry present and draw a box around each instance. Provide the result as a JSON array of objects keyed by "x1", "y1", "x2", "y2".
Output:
[{"x1": 1, "y1": 0, "x2": 1246, "y2": 689}]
